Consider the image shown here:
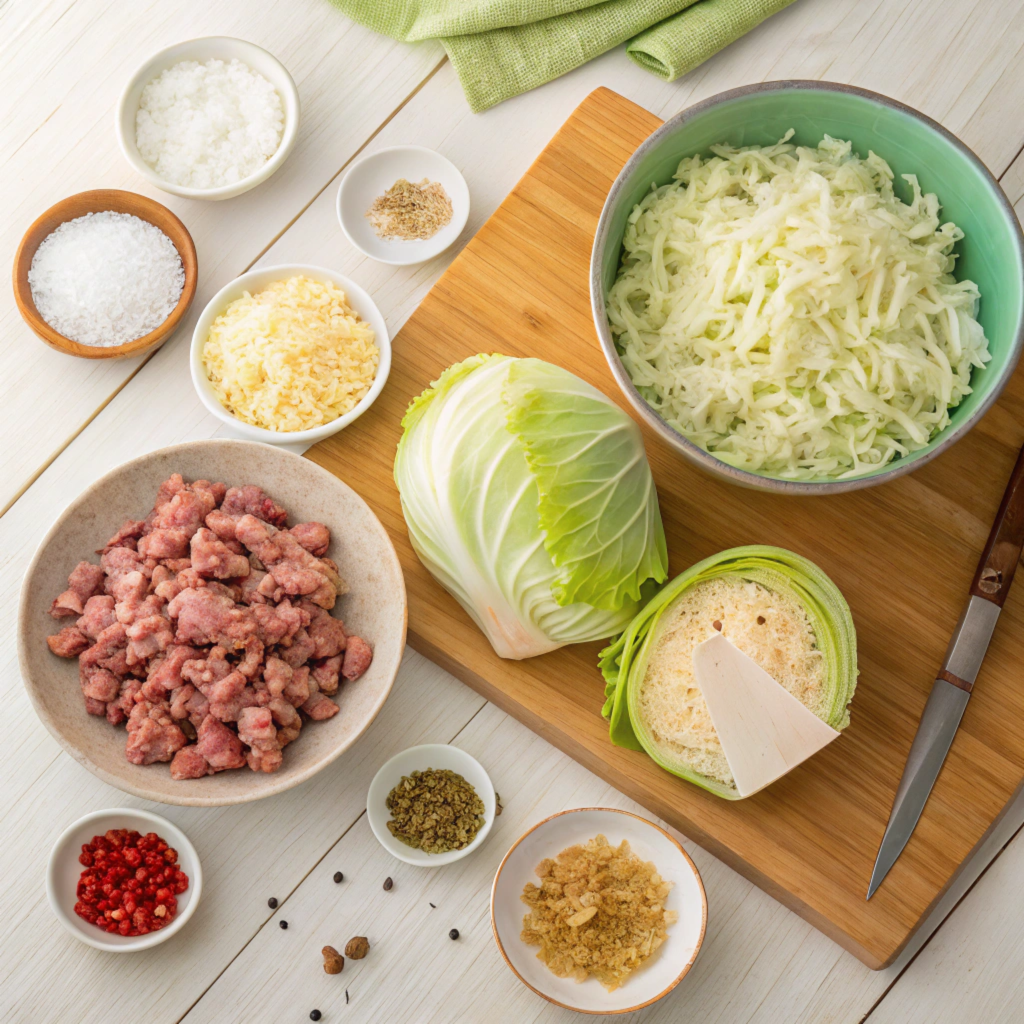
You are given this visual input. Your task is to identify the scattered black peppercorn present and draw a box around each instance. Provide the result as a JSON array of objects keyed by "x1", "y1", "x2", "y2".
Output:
[
  {"x1": 333, "y1": 871, "x2": 344, "y2": 883},
  {"x1": 279, "y1": 920, "x2": 288, "y2": 929},
  {"x1": 429, "y1": 902, "x2": 436, "y2": 909},
  {"x1": 267, "y1": 897, "x2": 278, "y2": 909},
  {"x1": 383, "y1": 876, "x2": 393, "y2": 891},
  {"x1": 310, "y1": 1011, "x2": 322, "y2": 1021},
  {"x1": 449, "y1": 928, "x2": 459, "y2": 940}
]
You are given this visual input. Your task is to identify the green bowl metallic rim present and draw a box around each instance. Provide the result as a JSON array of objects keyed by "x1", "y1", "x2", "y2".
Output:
[{"x1": 589, "y1": 80, "x2": 1024, "y2": 495}]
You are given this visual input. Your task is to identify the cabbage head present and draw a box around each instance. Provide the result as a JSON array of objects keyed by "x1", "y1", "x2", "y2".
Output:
[{"x1": 394, "y1": 354, "x2": 668, "y2": 659}]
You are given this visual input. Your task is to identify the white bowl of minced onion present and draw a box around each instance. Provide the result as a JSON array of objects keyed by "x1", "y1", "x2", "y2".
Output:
[
  {"x1": 190, "y1": 264, "x2": 391, "y2": 446},
  {"x1": 116, "y1": 37, "x2": 300, "y2": 201}
]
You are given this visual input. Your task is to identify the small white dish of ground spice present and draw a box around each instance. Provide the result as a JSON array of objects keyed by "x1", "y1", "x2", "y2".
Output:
[
  {"x1": 336, "y1": 146, "x2": 470, "y2": 266},
  {"x1": 366, "y1": 744, "x2": 495, "y2": 865}
]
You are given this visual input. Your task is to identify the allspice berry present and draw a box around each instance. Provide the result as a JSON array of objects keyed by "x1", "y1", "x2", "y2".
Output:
[
  {"x1": 322, "y1": 945, "x2": 345, "y2": 975},
  {"x1": 345, "y1": 936, "x2": 370, "y2": 960}
]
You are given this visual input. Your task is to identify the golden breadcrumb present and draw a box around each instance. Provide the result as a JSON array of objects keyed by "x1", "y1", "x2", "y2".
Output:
[{"x1": 520, "y1": 834, "x2": 676, "y2": 991}]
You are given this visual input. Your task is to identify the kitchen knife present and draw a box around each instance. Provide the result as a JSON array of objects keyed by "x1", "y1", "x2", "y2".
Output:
[{"x1": 867, "y1": 441, "x2": 1024, "y2": 900}]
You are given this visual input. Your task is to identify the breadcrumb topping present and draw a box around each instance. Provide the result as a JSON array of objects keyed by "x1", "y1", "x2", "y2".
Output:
[{"x1": 520, "y1": 834, "x2": 676, "y2": 991}]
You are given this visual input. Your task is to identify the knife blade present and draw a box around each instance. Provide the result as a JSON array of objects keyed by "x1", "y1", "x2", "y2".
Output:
[{"x1": 867, "y1": 441, "x2": 1024, "y2": 900}]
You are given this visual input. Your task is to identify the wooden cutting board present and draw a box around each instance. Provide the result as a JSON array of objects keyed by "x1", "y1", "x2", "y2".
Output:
[{"x1": 310, "y1": 87, "x2": 1024, "y2": 969}]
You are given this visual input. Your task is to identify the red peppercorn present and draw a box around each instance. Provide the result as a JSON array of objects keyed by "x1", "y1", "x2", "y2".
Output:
[{"x1": 73, "y1": 830, "x2": 188, "y2": 937}]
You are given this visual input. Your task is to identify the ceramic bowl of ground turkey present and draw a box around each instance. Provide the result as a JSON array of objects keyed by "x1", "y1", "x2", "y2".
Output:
[{"x1": 18, "y1": 439, "x2": 407, "y2": 807}]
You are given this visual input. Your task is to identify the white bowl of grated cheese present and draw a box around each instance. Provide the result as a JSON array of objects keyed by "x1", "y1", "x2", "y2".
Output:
[
  {"x1": 116, "y1": 37, "x2": 300, "y2": 201},
  {"x1": 190, "y1": 264, "x2": 391, "y2": 446}
]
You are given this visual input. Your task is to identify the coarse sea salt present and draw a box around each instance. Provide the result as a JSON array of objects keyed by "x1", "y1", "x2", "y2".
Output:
[
  {"x1": 28, "y1": 211, "x2": 184, "y2": 348},
  {"x1": 136, "y1": 58, "x2": 284, "y2": 190}
]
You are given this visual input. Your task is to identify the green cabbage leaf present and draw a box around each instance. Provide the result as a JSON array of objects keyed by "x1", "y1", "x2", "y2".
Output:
[{"x1": 395, "y1": 354, "x2": 668, "y2": 660}]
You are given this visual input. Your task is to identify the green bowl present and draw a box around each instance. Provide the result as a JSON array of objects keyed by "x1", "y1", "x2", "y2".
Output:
[{"x1": 591, "y1": 81, "x2": 1024, "y2": 494}]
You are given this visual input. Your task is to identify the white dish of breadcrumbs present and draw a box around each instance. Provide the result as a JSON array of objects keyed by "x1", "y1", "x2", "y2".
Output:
[
  {"x1": 337, "y1": 146, "x2": 470, "y2": 267},
  {"x1": 491, "y1": 808, "x2": 707, "y2": 1014}
]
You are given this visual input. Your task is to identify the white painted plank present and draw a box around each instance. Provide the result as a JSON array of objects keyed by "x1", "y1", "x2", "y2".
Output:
[
  {"x1": 1005, "y1": 154, "x2": 1024, "y2": 211},
  {"x1": 0, "y1": 649, "x2": 485, "y2": 1024},
  {"x1": 864, "y1": 813, "x2": 1024, "y2": 1023},
  {"x1": 0, "y1": 0, "x2": 443, "y2": 513}
]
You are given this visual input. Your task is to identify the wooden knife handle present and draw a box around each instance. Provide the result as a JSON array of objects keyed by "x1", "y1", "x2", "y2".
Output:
[{"x1": 970, "y1": 442, "x2": 1024, "y2": 607}]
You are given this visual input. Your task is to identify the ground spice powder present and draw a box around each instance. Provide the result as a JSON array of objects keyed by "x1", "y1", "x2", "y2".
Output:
[{"x1": 366, "y1": 178, "x2": 453, "y2": 241}]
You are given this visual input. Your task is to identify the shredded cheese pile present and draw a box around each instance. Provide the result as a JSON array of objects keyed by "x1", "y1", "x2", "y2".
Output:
[
  {"x1": 607, "y1": 133, "x2": 990, "y2": 479},
  {"x1": 203, "y1": 275, "x2": 378, "y2": 432}
]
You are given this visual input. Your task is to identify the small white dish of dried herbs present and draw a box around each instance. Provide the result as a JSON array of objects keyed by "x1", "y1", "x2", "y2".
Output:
[
  {"x1": 336, "y1": 146, "x2": 470, "y2": 266},
  {"x1": 366, "y1": 743, "x2": 496, "y2": 866}
]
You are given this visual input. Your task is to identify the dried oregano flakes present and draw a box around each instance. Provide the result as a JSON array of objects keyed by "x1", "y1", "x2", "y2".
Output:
[{"x1": 385, "y1": 768, "x2": 485, "y2": 854}]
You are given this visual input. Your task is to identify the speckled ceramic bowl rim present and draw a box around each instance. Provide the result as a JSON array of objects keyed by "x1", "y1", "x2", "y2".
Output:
[
  {"x1": 490, "y1": 807, "x2": 708, "y2": 1015},
  {"x1": 590, "y1": 79, "x2": 1024, "y2": 496},
  {"x1": 17, "y1": 438, "x2": 407, "y2": 806},
  {"x1": 46, "y1": 807, "x2": 203, "y2": 952}
]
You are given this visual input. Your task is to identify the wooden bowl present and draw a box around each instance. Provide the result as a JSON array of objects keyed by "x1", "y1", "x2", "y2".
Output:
[
  {"x1": 18, "y1": 439, "x2": 408, "y2": 806},
  {"x1": 12, "y1": 189, "x2": 198, "y2": 359}
]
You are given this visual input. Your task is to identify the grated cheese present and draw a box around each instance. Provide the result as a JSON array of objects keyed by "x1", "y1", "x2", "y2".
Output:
[
  {"x1": 637, "y1": 575, "x2": 824, "y2": 787},
  {"x1": 607, "y1": 133, "x2": 991, "y2": 480},
  {"x1": 203, "y1": 275, "x2": 379, "y2": 432}
]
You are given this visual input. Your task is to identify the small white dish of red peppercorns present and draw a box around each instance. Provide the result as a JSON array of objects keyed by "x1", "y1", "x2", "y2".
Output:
[{"x1": 46, "y1": 807, "x2": 201, "y2": 951}]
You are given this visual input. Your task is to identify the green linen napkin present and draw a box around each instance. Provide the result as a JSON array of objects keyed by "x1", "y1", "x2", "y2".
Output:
[{"x1": 329, "y1": 0, "x2": 796, "y2": 112}]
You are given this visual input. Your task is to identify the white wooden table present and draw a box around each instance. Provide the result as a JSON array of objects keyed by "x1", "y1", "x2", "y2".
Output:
[{"x1": 3, "y1": 1, "x2": 1024, "y2": 1021}]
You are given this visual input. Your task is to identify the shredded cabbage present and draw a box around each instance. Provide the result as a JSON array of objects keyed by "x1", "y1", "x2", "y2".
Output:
[{"x1": 606, "y1": 133, "x2": 991, "y2": 480}]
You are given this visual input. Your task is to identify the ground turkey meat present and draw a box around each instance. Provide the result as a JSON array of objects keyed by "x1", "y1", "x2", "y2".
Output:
[
  {"x1": 234, "y1": 515, "x2": 345, "y2": 610},
  {"x1": 125, "y1": 701, "x2": 187, "y2": 765},
  {"x1": 47, "y1": 625, "x2": 91, "y2": 658},
  {"x1": 288, "y1": 522, "x2": 331, "y2": 557},
  {"x1": 45, "y1": 474, "x2": 375, "y2": 782},
  {"x1": 190, "y1": 528, "x2": 250, "y2": 579},
  {"x1": 50, "y1": 560, "x2": 106, "y2": 617},
  {"x1": 221, "y1": 485, "x2": 288, "y2": 528}
]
